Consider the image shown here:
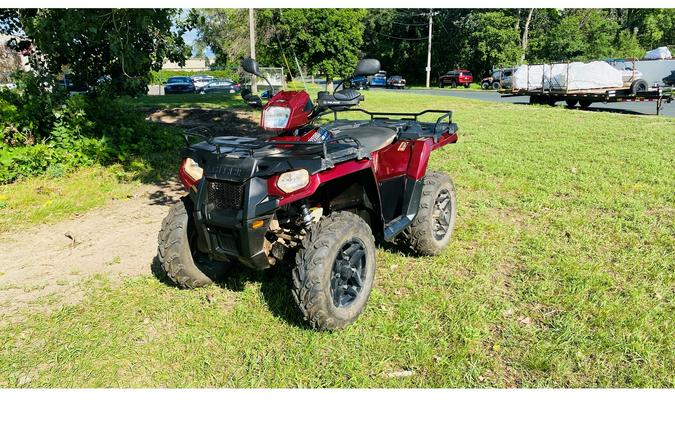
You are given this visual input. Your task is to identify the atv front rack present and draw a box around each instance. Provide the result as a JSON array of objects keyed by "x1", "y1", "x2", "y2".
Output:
[{"x1": 183, "y1": 127, "x2": 367, "y2": 170}]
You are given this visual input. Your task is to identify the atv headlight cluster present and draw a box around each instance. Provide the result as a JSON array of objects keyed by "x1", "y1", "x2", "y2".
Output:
[
  {"x1": 262, "y1": 106, "x2": 291, "y2": 129},
  {"x1": 276, "y1": 169, "x2": 309, "y2": 193},
  {"x1": 182, "y1": 157, "x2": 203, "y2": 181}
]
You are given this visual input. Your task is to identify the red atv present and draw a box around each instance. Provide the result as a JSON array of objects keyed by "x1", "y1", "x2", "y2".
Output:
[{"x1": 158, "y1": 58, "x2": 459, "y2": 330}]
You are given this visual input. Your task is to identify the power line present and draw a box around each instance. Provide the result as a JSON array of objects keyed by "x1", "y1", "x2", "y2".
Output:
[
  {"x1": 391, "y1": 21, "x2": 429, "y2": 27},
  {"x1": 375, "y1": 32, "x2": 428, "y2": 41},
  {"x1": 394, "y1": 10, "x2": 431, "y2": 17},
  {"x1": 437, "y1": 17, "x2": 452, "y2": 35}
]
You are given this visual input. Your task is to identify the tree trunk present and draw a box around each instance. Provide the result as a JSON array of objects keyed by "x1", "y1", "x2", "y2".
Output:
[
  {"x1": 520, "y1": 8, "x2": 534, "y2": 63},
  {"x1": 515, "y1": 9, "x2": 521, "y2": 44}
]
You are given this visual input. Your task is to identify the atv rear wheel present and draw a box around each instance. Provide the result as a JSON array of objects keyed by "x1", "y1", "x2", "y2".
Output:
[
  {"x1": 403, "y1": 171, "x2": 457, "y2": 256},
  {"x1": 157, "y1": 196, "x2": 230, "y2": 289},
  {"x1": 292, "y1": 212, "x2": 376, "y2": 330}
]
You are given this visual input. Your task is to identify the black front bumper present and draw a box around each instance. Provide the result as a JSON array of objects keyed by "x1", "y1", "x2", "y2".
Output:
[{"x1": 191, "y1": 176, "x2": 279, "y2": 270}]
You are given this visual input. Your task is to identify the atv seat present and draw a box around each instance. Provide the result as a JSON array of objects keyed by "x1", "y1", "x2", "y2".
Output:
[{"x1": 334, "y1": 126, "x2": 397, "y2": 153}]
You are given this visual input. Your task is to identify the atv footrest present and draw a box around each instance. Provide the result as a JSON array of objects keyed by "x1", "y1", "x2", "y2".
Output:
[{"x1": 383, "y1": 215, "x2": 413, "y2": 241}]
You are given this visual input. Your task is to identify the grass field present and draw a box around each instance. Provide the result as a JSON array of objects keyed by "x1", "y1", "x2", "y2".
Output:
[{"x1": 1, "y1": 91, "x2": 673, "y2": 387}]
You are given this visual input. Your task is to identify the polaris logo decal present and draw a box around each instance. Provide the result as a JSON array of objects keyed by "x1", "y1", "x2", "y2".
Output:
[{"x1": 213, "y1": 164, "x2": 244, "y2": 177}]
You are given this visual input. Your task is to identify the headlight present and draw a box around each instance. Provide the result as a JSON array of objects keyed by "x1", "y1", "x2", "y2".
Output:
[
  {"x1": 262, "y1": 106, "x2": 291, "y2": 129},
  {"x1": 276, "y1": 169, "x2": 309, "y2": 193},
  {"x1": 182, "y1": 157, "x2": 203, "y2": 181}
]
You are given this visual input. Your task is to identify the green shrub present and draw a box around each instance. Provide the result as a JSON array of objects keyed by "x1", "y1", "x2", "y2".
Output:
[{"x1": 0, "y1": 82, "x2": 182, "y2": 184}]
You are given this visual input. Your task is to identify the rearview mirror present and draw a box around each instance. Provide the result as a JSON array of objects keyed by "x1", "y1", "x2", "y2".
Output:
[
  {"x1": 242, "y1": 58, "x2": 263, "y2": 77},
  {"x1": 354, "y1": 59, "x2": 381, "y2": 77}
]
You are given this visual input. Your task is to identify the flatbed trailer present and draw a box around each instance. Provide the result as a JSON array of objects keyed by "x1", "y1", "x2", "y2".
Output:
[
  {"x1": 499, "y1": 60, "x2": 673, "y2": 115},
  {"x1": 501, "y1": 86, "x2": 672, "y2": 115}
]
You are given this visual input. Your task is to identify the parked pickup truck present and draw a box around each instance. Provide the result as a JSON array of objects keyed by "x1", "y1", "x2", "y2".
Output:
[
  {"x1": 439, "y1": 70, "x2": 473, "y2": 88},
  {"x1": 481, "y1": 68, "x2": 514, "y2": 90},
  {"x1": 369, "y1": 70, "x2": 387, "y2": 87}
]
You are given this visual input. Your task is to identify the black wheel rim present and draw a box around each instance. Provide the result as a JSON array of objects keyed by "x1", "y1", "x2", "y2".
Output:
[
  {"x1": 330, "y1": 238, "x2": 367, "y2": 308},
  {"x1": 432, "y1": 188, "x2": 452, "y2": 241}
]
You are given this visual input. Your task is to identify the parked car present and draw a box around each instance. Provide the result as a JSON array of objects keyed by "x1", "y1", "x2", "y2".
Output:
[
  {"x1": 386, "y1": 75, "x2": 406, "y2": 89},
  {"x1": 191, "y1": 74, "x2": 215, "y2": 89},
  {"x1": 346, "y1": 75, "x2": 369, "y2": 90},
  {"x1": 57, "y1": 73, "x2": 89, "y2": 93},
  {"x1": 439, "y1": 69, "x2": 473, "y2": 88},
  {"x1": 369, "y1": 70, "x2": 387, "y2": 87},
  {"x1": 663, "y1": 70, "x2": 675, "y2": 86},
  {"x1": 481, "y1": 68, "x2": 514, "y2": 90},
  {"x1": 164, "y1": 76, "x2": 195, "y2": 94},
  {"x1": 196, "y1": 79, "x2": 241, "y2": 94}
]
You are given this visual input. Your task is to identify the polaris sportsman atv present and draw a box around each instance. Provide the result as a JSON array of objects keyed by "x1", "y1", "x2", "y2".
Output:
[{"x1": 158, "y1": 58, "x2": 458, "y2": 330}]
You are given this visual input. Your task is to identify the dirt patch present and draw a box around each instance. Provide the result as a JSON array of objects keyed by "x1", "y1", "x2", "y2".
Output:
[
  {"x1": 147, "y1": 108, "x2": 269, "y2": 137},
  {"x1": 0, "y1": 179, "x2": 184, "y2": 317},
  {"x1": 0, "y1": 107, "x2": 266, "y2": 319}
]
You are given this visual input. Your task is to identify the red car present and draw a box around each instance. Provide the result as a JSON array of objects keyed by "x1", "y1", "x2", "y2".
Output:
[{"x1": 439, "y1": 70, "x2": 473, "y2": 88}]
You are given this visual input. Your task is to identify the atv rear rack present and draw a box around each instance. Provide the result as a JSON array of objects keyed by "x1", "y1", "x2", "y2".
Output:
[{"x1": 329, "y1": 108, "x2": 455, "y2": 142}]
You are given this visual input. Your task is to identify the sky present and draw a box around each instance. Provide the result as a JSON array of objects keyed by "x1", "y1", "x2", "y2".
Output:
[{"x1": 179, "y1": 9, "x2": 215, "y2": 58}]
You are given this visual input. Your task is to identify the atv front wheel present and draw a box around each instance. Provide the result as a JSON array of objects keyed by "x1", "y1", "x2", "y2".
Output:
[
  {"x1": 292, "y1": 212, "x2": 376, "y2": 330},
  {"x1": 403, "y1": 171, "x2": 457, "y2": 255},
  {"x1": 157, "y1": 196, "x2": 230, "y2": 289}
]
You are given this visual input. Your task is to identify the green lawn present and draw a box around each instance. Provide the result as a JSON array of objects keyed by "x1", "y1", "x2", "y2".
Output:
[{"x1": 1, "y1": 91, "x2": 673, "y2": 387}]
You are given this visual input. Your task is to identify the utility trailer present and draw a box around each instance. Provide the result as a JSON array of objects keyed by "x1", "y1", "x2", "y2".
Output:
[
  {"x1": 502, "y1": 86, "x2": 673, "y2": 115},
  {"x1": 500, "y1": 61, "x2": 673, "y2": 115}
]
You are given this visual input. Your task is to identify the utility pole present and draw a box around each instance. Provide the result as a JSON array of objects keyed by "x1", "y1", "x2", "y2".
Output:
[
  {"x1": 425, "y1": 9, "x2": 435, "y2": 88},
  {"x1": 249, "y1": 8, "x2": 257, "y2": 94}
]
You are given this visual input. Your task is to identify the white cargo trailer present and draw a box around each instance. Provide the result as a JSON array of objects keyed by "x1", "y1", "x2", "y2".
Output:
[{"x1": 609, "y1": 58, "x2": 675, "y2": 87}]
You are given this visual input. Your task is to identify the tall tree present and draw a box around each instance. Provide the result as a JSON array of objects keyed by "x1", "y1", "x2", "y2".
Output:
[
  {"x1": 276, "y1": 8, "x2": 367, "y2": 89},
  {"x1": 520, "y1": 8, "x2": 534, "y2": 62},
  {"x1": 189, "y1": 9, "x2": 278, "y2": 68},
  {"x1": 463, "y1": 11, "x2": 521, "y2": 75},
  {"x1": 2, "y1": 9, "x2": 190, "y2": 95},
  {"x1": 362, "y1": 9, "x2": 428, "y2": 82}
]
